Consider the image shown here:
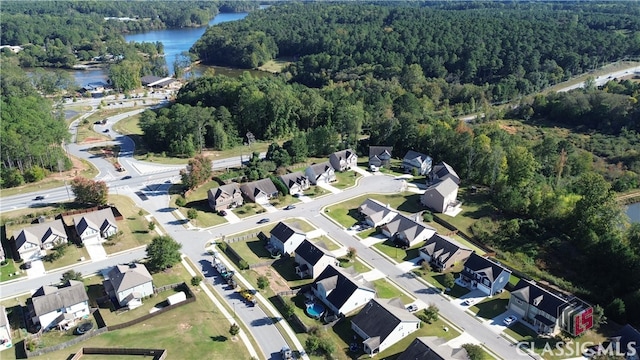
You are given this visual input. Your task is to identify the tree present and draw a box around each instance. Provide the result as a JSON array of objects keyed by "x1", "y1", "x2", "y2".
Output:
[
  {"x1": 462, "y1": 344, "x2": 484, "y2": 360},
  {"x1": 422, "y1": 304, "x2": 439, "y2": 323},
  {"x1": 443, "y1": 272, "x2": 455, "y2": 290},
  {"x1": 146, "y1": 235, "x2": 182, "y2": 272},
  {"x1": 605, "y1": 298, "x2": 626, "y2": 323},
  {"x1": 229, "y1": 323, "x2": 240, "y2": 336},
  {"x1": 60, "y1": 270, "x2": 82, "y2": 283},
  {"x1": 70, "y1": 177, "x2": 108, "y2": 205},
  {"x1": 592, "y1": 304, "x2": 607, "y2": 330},
  {"x1": 257, "y1": 275, "x2": 269, "y2": 289},
  {"x1": 346, "y1": 247, "x2": 357, "y2": 260},
  {"x1": 282, "y1": 298, "x2": 295, "y2": 319},
  {"x1": 180, "y1": 154, "x2": 212, "y2": 190},
  {"x1": 148, "y1": 221, "x2": 156, "y2": 231},
  {"x1": 187, "y1": 208, "x2": 198, "y2": 221},
  {"x1": 191, "y1": 275, "x2": 203, "y2": 286}
]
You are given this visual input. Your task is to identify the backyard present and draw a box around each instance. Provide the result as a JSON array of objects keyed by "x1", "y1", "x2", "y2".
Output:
[{"x1": 436, "y1": 186, "x2": 496, "y2": 235}]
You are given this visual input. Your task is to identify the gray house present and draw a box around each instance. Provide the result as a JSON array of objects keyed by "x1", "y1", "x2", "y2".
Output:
[
  {"x1": 369, "y1": 146, "x2": 393, "y2": 168},
  {"x1": 73, "y1": 208, "x2": 118, "y2": 243},
  {"x1": 208, "y1": 183, "x2": 243, "y2": 211},
  {"x1": 429, "y1": 161, "x2": 460, "y2": 185},
  {"x1": 240, "y1": 178, "x2": 279, "y2": 203},
  {"x1": 305, "y1": 162, "x2": 336, "y2": 185},
  {"x1": 402, "y1": 150, "x2": 433, "y2": 175},
  {"x1": 13, "y1": 219, "x2": 68, "y2": 261},
  {"x1": 103, "y1": 263, "x2": 154, "y2": 309},
  {"x1": 329, "y1": 149, "x2": 358, "y2": 171},
  {"x1": 421, "y1": 178, "x2": 460, "y2": 213},
  {"x1": 381, "y1": 214, "x2": 436, "y2": 248},
  {"x1": 419, "y1": 234, "x2": 473, "y2": 272},
  {"x1": 358, "y1": 199, "x2": 398, "y2": 228},
  {"x1": 278, "y1": 172, "x2": 310, "y2": 196},
  {"x1": 459, "y1": 253, "x2": 511, "y2": 296}
]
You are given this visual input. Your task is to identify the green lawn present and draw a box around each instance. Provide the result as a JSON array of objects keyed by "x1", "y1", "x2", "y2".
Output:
[
  {"x1": 312, "y1": 236, "x2": 341, "y2": 251},
  {"x1": 270, "y1": 195, "x2": 301, "y2": 209},
  {"x1": 372, "y1": 279, "x2": 414, "y2": 304},
  {"x1": 424, "y1": 221, "x2": 487, "y2": 255},
  {"x1": 42, "y1": 244, "x2": 90, "y2": 271},
  {"x1": 286, "y1": 219, "x2": 315, "y2": 233},
  {"x1": 0, "y1": 259, "x2": 22, "y2": 282},
  {"x1": 233, "y1": 202, "x2": 267, "y2": 219},
  {"x1": 373, "y1": 239, "x2": 423, "y2": 263},
  {"x1": 112, "y1": 112, "x2": 143, "y2": 135},
  {"x1": 228, "y1": 238, "x2": 273, "y2": 265},
  {"x1": 337, "y1": 258, "x2": 370, "y2": 274},
  {"x1": 326, "y1": 192, "x2": 424, "y2": 228},
  {"x1": 303, "y1": 185, "x2": 329, "y2": 198},
  {"x1": 103, "y1": 195, "x2": 155, "y2": 255},
  {"x1": 333, "y1": 171, "x2": 360, "y2": 189},
  {"x1": 271, "y1": 257, "x2": 314, "y2": 288},
  {"x1": 469, "y1": 291, "x2": 510, "y2": 319},
  {"x1": 436, "y1": 187, "x2": 496, "y2": 235},
  {"x1": 0, "y1": 178, "x2": 65, "y2": 198},
  {"x1": 357, "y1": 227, "x2": 379, "y2": 239}
]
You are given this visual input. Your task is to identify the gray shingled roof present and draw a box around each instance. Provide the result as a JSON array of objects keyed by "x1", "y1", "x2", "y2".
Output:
[
  {"x1": 382, "y1": 214, "x2": 435, "y2": 246},
  {"x1": 295, "y1": 239, "x2": 334, "y2": 265},
  {"x1": 511, "y1": 279, "x2": 570, "y2": 318},
  {"x1": 369, "y1": 146, "x2": 393, "y2": 158},
  {"x1": 403, "y1": 150, "x2": 431, "y2": 164},
  {"x1": 107, "y1": 263, "x2": 153, "y2": 294},
  {"x1": 397, "y1": 337, "x2": 469, "y2": 360},
  {"x1": 278, "y1": 172, "x2": 308, "y2": 188},
  {"x1": 352, "y1": 298, "x2": 419, "y2": 350},
  {"x1": 73, "y1": 208, "x2": 117, "y2": 237},
  {"x1": 308, "y1": 162, "x2": 333, "y2": 177},
  {"x1": 463, "y1": 253, "x2": 509, "y2": 283},
  {"x1": 433, "y1": 161, "x2": 459, "y2": 181},
  {"x1": 13, "y1": 219, "x2": 67, "y2": 250},
  {"x1": 359, "y1": 198, "x2": 397, "y2": 224},
  {"x1": 31, "y1": 281, "x2": 88, "y2": 316},
  {"x1": 209, "y1": 183, "x2": 241, "y2": 200},
  {"x1": 421, "y1": 234, "x2": 471, "y2": 264},
  {"x1": 424, "y1": 177, "x2": 458, "y2": 197},
  {"x1": 240, "y1": 178, "x2": 278, "y2": 200}
]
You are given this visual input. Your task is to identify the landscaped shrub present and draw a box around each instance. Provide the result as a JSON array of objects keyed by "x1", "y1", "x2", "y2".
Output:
[
  {"x1": 257, "y1": 275, "x2": 269, "y2": 289},
  {"x1": 175, "y1": 196, "x2": 186, "y2": 207},
  {"x1": 229, "y1": 323, "x2": 240, "y2": 336},
  {"x1": 239, "y1": 259, "x2": 249, "y2": 270},
  {"x1": 191, "y1": 276, "x2": 203, "y2": 286},
  {"x1": 462, "y1": 344, "x2": 484, "y2": 360},
  {"x1": 218, "y1": 242, "x2": 228, "y2": 252}
]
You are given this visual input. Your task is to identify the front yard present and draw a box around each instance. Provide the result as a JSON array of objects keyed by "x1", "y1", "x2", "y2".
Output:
[
  {"x1": 468, "y1": 290, "x2": 511, "y2": 319},
  {"x1": 333, "y1": 171, "x2": 360, "y2": 189},
  {"x1": 372, "y1": 279, "x2": 414, "y2": 304},
  {"x1": 373, "y1": 239, "x2": 423, "y2": 263},
  {"x1": 0, "y1": 259, "x2": 22, "y2": 282},
  {"x1": 103, "y1": 195, "x2": 156, "y2": 255},
  {"x1": 42, "y1": 244, "x2": 90, "y2": 271}
]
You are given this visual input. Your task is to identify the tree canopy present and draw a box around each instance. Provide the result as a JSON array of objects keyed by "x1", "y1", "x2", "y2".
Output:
[{"x1": 146, "y1": 235, "x2": 182, "y2": 272}]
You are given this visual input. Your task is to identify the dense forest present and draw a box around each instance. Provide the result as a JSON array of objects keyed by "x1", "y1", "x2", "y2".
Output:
[{"x1": 192, "y1": 2, "x2": 640, "y2": 101}]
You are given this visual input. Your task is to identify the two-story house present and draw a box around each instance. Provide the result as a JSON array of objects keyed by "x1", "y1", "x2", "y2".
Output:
[
  {"x1": 329, "y1": 149, "x2": 358, "y2": 172},
  {"x1": 269, "y1": 222, "x2": 306, "y2": 256},
  {"x1": 305, "y1": 162, "x2": 336, "y2": 185},
  {"x1": 421, "y1": 177, "x2": 460, "y2": 213},
  {"x1": 419, "y1": 234, "x2": 473, "y2": 272},
  {"x1": 207, "y1": 183, "x2": 243, "y2": 211},
  {"x1": 12, "y1": 219, "x2": 68, "y2": 261},
  {"x1": 509, "y1": 279, "x2": 593, "y2": 336},
  {"x1": 459, "y1": 253, "x2": 511, "y2": 296},
  {"x1": 73, "y1": 208, "x2": 118, "y2": 243},
  {"x1": 312, "y1": 265, "x2": 376, "y2": 317},
  {"x1": 352, "y1": 298, "x2": 421, "y2": 356},
  {"x1": 0, "y1": 306, "x2": 11, "y2": 352},
  {"x1": 359, "y1": 199, "x2": 398, "y2": 228},
  {"x1": 103, "y1": 263, "x2": 154, "y2": 309},
  {"x1": 402, "y1": 150, "x2": 433, "y2": 175},
  {"x1": 28, "y1": 280, "x2": 89, "y2": 331},
  {"x1": 429, "y1": 161, "x2": 460, "y2": 185},
  {"x1": 240, "y1": 178, "x2": 279, "y2": 204},
  {"x1": 294, "y1": 240, "x2": 338, "y2": 279},
  {"x1": 369, "y1": 146, "x2": 393, "y2": 169},
  {"x1": 381, "y1": 214, "x2": 436, "y2": 248},
  {"x1": 397, "y1": 337, "x2": 469, "y2": 360},
  {"x1": 278, "y1": 172, "x2": 310, "y2": 196}
]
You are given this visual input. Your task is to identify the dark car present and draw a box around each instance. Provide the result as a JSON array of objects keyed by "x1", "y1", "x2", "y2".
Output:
[
  {"x1": 257, "y1": 218, "x2": 269, "y2": 224},
  {"x1": 284, "y1": 205, "x2": 296, "y2": 210},
  {"x1": 21, "y1": 262, "x2": 32, "y2": 270},
  {"x1": 121, "y1": 175, "x2": 132, "y2": 180},
  {"x1": 219, "y1": 210, "x2": 227, "y2": 216},
  {"x1": 34, "y1": 195, "x2": 45, "y2": 201},
  {"x1": 103, "y1": 129, "x2": 110, "y2": 133}
]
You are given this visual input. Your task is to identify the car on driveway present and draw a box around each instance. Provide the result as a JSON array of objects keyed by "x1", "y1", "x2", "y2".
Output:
[
  {"x1": 284, "y1": 205, "x2": 296, "y2": 210},
  {"x1": 348, "y1": 224, "x2": 361, "y2": 231},
  {"x1": 406, "y1": 304, "x2": 418, "y2": 312},
  {"x1": 463, "y1": 298, "x2": 477, "y2": 306},
  {"x1": 21, "y1": 261, "x2": 32, "y2": 270},
  {"x1": 503, "y1": 315, "x2": 517, "y2": 326},
  {"x1": 257, "y1": 218, "x2": 269, "y2": 224},
  {"x1": 218, "y1": 210, "x2": 227, "y2": 216}
]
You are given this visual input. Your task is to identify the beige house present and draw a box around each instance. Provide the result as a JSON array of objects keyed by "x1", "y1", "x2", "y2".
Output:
[
  {"x1": 73, "y1": 208, "x2": 118, "y2": 243},
  {"x1": 0, "y1": 306, "x2": 11, "y2": 352},
  {"x1": 419, "y1": 234, "x2": 473, "y2": 272},
  {"x1": 329, "y1": 149, "x2": 358, "y2": 171},
  {"x1": 207, "y1": 183, "x2": 243, "y2": 211},
  {"x1": 381, "y1": 213, "x2": 436, "y2": 248},
  {"x1": 13, "y1": 219, "x2": 68, "y2": 261},
  {"x1": 294, "y1": 240, "x2": 337, "y2": 279},
  {"x1": 359, "y1": 198, "x2": 398, "y2": 228},
  {"x1": 421, "y1": 177, "x2": 460, "y2": 213}
]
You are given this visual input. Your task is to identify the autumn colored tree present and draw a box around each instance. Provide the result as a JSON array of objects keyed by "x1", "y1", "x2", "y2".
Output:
[
  {"x1": 70, "y1": 177, "x2": 108, "y2": 205},
  {"x1": 180, "y1": 154, "x2": 212, "y2": 190}
]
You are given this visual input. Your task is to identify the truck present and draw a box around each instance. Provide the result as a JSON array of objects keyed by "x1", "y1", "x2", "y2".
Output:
[
  {"x1": 280, "y1": 346, "x2": 293, "y2": 360},
  {"x1": 239, "y1": 288, "x2": 257, "y2": 306}
]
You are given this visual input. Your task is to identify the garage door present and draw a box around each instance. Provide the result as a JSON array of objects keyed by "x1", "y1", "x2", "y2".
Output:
[{"x1": 510, "y1": 302, "x2": 527, "y2": 317}]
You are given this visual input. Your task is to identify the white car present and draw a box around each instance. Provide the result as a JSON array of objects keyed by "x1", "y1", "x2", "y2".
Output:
[
  {"x1": 406, "y1": 304, "x2": 418, "y2": 312},
  {"x1": 348, "y1": 224, "x2": 361, "y2": 231},
  {"x1": 463, "y1": 298, "x2": 476, "y2": 306},
  {"x1": 503, "y1": 315, "x2": 517, "y2": 326}
]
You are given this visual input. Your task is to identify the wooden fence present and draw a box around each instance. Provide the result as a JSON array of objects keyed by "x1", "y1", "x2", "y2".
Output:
[{"x1": 69, "y1": 347, "x2": 167, "y2": 360}]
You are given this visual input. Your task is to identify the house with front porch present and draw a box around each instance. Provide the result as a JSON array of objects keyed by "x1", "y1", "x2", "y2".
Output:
[
  {"x1": 73, "y1": 208, "x2": 118, "y2": 243},
  {"x1": 294, "y1": 240, "x2": 337, "y2": 279},
  {"x1": 103, "y1": 263, "x2": 154, "y2": 309},
  {"x1": 207, "y1": 183, "x2": 243, "y2": 211},
  {"x1": 312, "y1": 265, "x2": 376, "y2": 317},
  {"x1": 369, "y1": 146, "x2": 393, "y2": 168},
  {"x1": 28, "y1": 280, "x2": 89, "y2": 331},
  {"x1": 419, "y1": 234, "x2": 473, "y2": 272},
  {"x1": 421, "y1": 177, "x2": 460, "y2": 213},
  {"x1": 359, "y1": 199, "x2": 398, "y2": 228},
  {"x1": 329, "y1": 149, "x2": 358, "y2": 172},
  {"x1": 352, "y1": 298, "x2": 421, "y2": 356},
  {"x1": 305, "y1": 162, "x2": 336, "y2": 185},
  {"x1": 269, "y1": 222, "x2": 306, "y2": 256},
  {"x1": 402, "y1": 150, "x2": 433, "y2": 175},
  {"x1": 278, "y1": 172, "x2": 310, "y2": 196},
  {"x1": 12, "y1": 219, "x2": 68, "y2": 261},
  {"x1": 397, "y1": 337, "x2": 469, "y2": 360},
  {"x1": 459, "y1": 253, "x2": 511, "y2": 296},
  {"x1": 240, "y1": 178, "x2": 279, "y2": 203},
  {"x1": 509, "y1": 279, "x2": 593, "y2": 336},
  {"x1": 381, "y1": 214, "x2": 436, "y2": 248}
]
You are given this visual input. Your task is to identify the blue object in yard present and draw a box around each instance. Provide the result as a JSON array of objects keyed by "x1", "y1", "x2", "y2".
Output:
[{"x1": 305, "y1": 302, "x2": 325, "y2": 319}]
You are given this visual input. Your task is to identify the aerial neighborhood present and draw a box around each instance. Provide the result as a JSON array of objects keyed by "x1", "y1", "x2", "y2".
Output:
[{"x1": 2, "y1": 1, "x2": 640, "y2": 360}]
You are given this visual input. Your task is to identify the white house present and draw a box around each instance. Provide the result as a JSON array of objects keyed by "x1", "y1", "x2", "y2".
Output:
[
  {"x1": 329, "y1": 149, "x2": 358, "y2": 171},
  {"x1": 73, "y1": 208, "x2": 118, "y2": 243},
  {"x1": 459, "y1": 253, "x2": 511, "y2": 296},
  {"x1": 312, "y1": 265, "x2": 376, "y2": 317},
  {"x1": 421, "y1": 177, "x2": 460, "y2": 213},
  {"x1": 12, "y1": 219, "x2": 68, "y2": 261},
  {"x1": 358, "y1": 199, "x2": 398, "y2": 228},
  {"x1": 278, "y1": 172, "x2": 310, "y2": 196},
  {"x1": 0, "y1": 306, "x2": 11, "y2": 351},
  {"x1": 402, "y1": 150, "x2": 433, "y2": 175},
  {"x1": 305, "y1": 162, "x2": 336, "y2": 185},
  {"x1": 29, "y1": 281, "x2": 89, "y2": 331},
  {"x1": 381, "y1": 214, "x2": 436, "y2": 248},
  {"x1": 269, "y1": 222, "x2": 306, "y2": 256},
  {"x1": 352, "y1": 298, "x2": 421, "y2": 356},
  {"x1": 103, "y1": 263, "x2": 154, "y2": 309},
  {"x1": 294, "y1": 240, "x2": 337, "y2": 279}
]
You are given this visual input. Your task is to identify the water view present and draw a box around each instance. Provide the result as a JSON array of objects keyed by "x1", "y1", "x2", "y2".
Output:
[{"x1": 628, "y1": 202, "x2": 640, "y2": 223}]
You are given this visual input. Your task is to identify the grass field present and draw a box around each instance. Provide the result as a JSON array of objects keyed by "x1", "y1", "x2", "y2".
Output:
[
  {"x1": 469, "y1": 291, "x2": 510, "y2": 319},
  {"x1": 270, "y1": 195, "x2": 301, "y2": 209},
  {"x1": 256, "y1": 58, "x2": 292, "y2": 73},
  {"x1": 42, "y1": 244, "x2": 91, "y2": 271},
  {"x1": 436, "y1": 187, "x2": 496, "y2": 235},
  {"x1": 337, "y1": 257, "x2": 370, "y2": 274},
  {"x1": 312, "y1": 236, "x2": 341, "y2": 251},
  {"x1": 333, "y1": 171, "x2": 360, "y2": 189},
  {"x1": 373, "y1": 239, "x2": 423, "y2": 263}
]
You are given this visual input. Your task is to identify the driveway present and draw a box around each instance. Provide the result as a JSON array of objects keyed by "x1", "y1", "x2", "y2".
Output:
[
  {"x1": 485, "y1": 309, "x2": 523, "y2": 335},
  {"x1": 83, "y1": 237, "x2": 108, "y2": 261},
  {"x1": 360, "y1": 234, "x2": 387, "y2": 247},
  {"x1": 26, "y1": 258, "x2": 46, "y2": 279},
  {"x1": 351, "y1": 166, "x2": 372, "y2": 177},
  {"x1": 317, "y1": 182, "x2": 342, "y2": 194},
  {"x1": 224, "y1": 210, "x2": 241, "y2": 224},
  {"x1": 259, "y1": 202, "x2": 278, "y2": 213}
]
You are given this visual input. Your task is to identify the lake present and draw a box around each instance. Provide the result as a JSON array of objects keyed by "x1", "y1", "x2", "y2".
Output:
[{"x1": 628, "y1": 202, "x2": 640, "y2": 223}]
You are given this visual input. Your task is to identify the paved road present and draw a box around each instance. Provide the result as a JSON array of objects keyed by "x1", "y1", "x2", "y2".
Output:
[{"x1": 556, "y1": 65, "x2": 640, "y2": 92}]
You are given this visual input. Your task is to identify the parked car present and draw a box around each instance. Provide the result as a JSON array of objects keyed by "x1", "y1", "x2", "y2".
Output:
[
  {"x1": 463, "y1": 298, "x2": 476, "y2": 306},
  {"x1": 503, "y1": 315, "x2": 517, "y2": 326},
  {"x1": 257, "y1": 218, "x2": 269, "y2": 224},
  {"x1": 21, "y1": 262, "x2": 32, "y2": 270},
  {"x1": 406, "y1": 304, "x2": 418, "y2": 312},
  {"x1": 348, "y1": 224, "x2": 361, "y2": 231},
  {"x1": 219, "y1": 210, "x2": 227, "y2": 216},
  {"x1": 103, "y1": 129, "x2": 110, "y2": 133},
  {"x1": 284, "y1": 205, "x2": 296, "y2": 210}
]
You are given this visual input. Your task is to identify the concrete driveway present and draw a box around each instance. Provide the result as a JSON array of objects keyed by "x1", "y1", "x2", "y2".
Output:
[
  {"x1": 83, "y1": 237, "x2": 107, "y2": 261},
  {"x1": 485, "y1": 309, "x2": 523, "y2": 335},
  {"x1": 26, "y1": 258, "x2": 46, "y2": 279},
  {"x1": 317, "y1": 182, "x2": 342, "y2": 194},
  {"x1": 224, "y1": 210, "x2": 241, "y2": 224}
]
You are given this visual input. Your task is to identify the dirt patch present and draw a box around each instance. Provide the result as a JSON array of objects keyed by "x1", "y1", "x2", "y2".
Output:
[
  {"x1": 252, "y1": 266, "x2": 291, "y2": 293},
  {"x1": 178, "y1": 323, "x2": 192, "y2": 331},
  {"x1": 48, "y1": 154, "x2": 91, "y2": 181},
  {"x1": 498, "y1": 123, "x2": 518, "y2": 135},
  {"x1": 82, "y1": 137, "x2": 107, "y2": 144}
]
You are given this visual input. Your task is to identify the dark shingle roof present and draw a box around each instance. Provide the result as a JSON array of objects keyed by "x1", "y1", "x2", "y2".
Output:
[
  {"x1": 308, "y1": 162, "x2": 333, "y2": 176},
  {"x1": 433, "y1": 161, "x2": 459, "y2": 182},
  {"x1": 31, "y1": 281, "x2": 88, "y2": 316},
  {"x1": 611, "y1": 325, "x2": 640, "y2": 355},
  {"x1": 352, "y1": 298, "x2": 419, "y2": 348},
  {"x1": 313, "y1": 265, "x2": 373, "y2": 312},
  {"x1": 73, "y1": 208, "x2": 117, "y2": 237},
  {"x1": 369, "y1": 146, "x2": 393, "y2": 158},
  {"x1": 511, "y1": 279, "x2": 570, "y2": 318},
  {"x1": 330, "y1": 149, "x2": 357, "y2": 162},
  {"x1": 403, "y1": 150, "x2": 431, "y2": 164},
  {"x1": 421, "y1": 234, "x2": 470, "y2": 264},
  {"x1": 464, "y1": 253, "x2": 509, "y2": 283},
  {"x1": 278, "y1": 172, "x2": 308, "y2": 188},
  {"x1": 397, "y1": 337, "x2": 469, "y2": 360},
  {"x1": 270, "y1": 222, "x2": 304, "y2": 244},
  {"x1": 240, "y1": 178, "x2": 278, "y2": 199},
  {"x1": 296, "y1": 239, "x2": 334, "y2": 265}
]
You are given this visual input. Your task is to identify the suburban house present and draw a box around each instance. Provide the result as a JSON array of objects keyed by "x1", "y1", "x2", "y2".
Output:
[
  {"x1": 312, "y1": 265, "x2": 376, "y2": 317},
  {"x1": 12, "y1": 219, "x2": 68, "y2": 261},
  {"x1": 359, "y1": 199, "x2": 398, "y2": 228},
  {"x1": 369, "y1": 146, "x2": 393, "y2": 168},
  {"x1": 278, "y1": 172, "x2": 310, "y2": 196},
  {"x1": 421, "y1": 177, "x2": 460, "y2": 213},
  {"x1": 459, "y1": 253, "x2": 511, "y2": 296},
  {"x1": 352, "y1": 298, "x2": 421, "y2": 356},
  {"x1": 381, "y1": 214, "x2": 436, "y2": 248},
  {"x1": 28, "y1": 280, "x2": 89, "y2": 331},
  {"x1": 419, "y1": 234, "x2": 473, "y2": 272},
  {"x1": 402, "y1": 150, "x2": 433, "y2": 175},
  {"x1": 329, "y1": 149, "x2": 358, "y2": 171},
  {"x1": 73, "y1": 208, "x2": 118, "y2": 243},
  {"x1": 0, "y1": 306, "x2": 11, "y2": 351},
  {"x1": 429, "y1": 161, "x2": 460, "y2": 185},
  {"x1": 240, "y1": 178, "x2": 279, "y2": 203},
  {"x1": 103, "y1": 263, "x2": 154, "y2": 309},
  {"x1": 305, "y1": 162, "x2": 336, "y2": 185},
  {"x1": 207, "y1": 183, "x2": 243, "y2": 211},
  {"x1": 610, "y1": 325, "x2": 640, "y2": 360},
  {"x1": 509, "y1": 279, "x2": 594, "y2": 336},
  {"x1": 294, "y1": 239, "x2": 338, "y2": 279},
  {"x1": 269, "y1": 222, "x2": 307, "y2": 256},
  {"x1": 397, "y1": 337, "x2": 469, "y2": 360}
]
